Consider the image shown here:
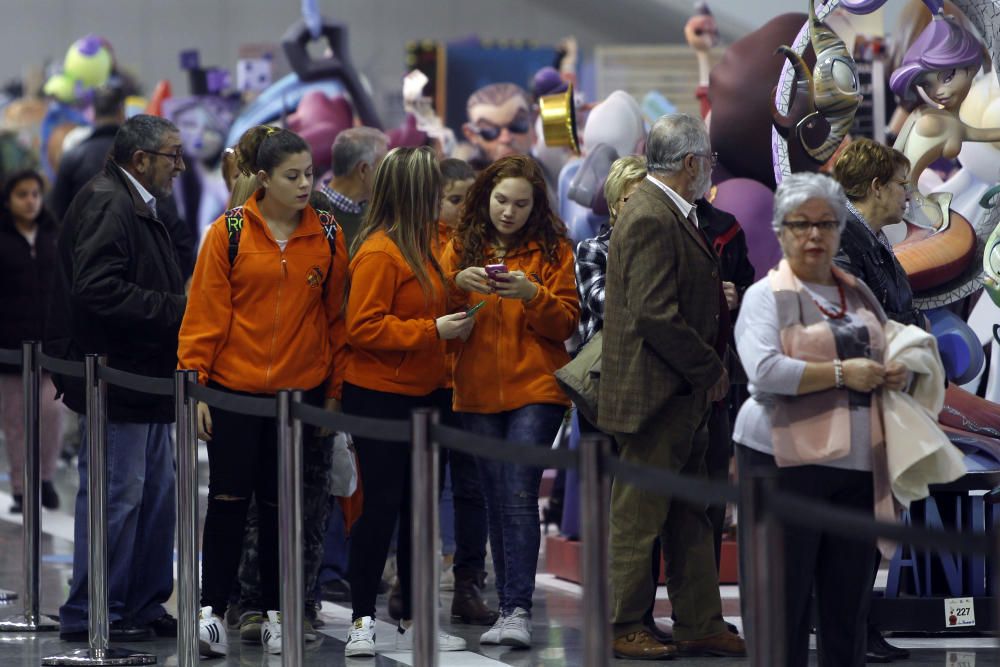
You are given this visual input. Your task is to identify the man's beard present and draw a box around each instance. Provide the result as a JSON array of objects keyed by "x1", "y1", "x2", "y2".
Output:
[{"x1": 692, "y1": 164, "x2": 712, "y2": 201}]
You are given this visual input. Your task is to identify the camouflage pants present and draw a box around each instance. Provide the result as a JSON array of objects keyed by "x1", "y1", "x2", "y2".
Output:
[{"x1": 235, "y1": 434, "x2": 334, "y2": 611}]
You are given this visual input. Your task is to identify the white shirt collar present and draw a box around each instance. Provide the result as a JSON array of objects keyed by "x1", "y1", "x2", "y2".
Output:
[
  {"x1": 645, "y1": 174, "x2": 695, "y2": 221},
  {"x1": 118, "y1": 165, "x2": 157, "y2": 217}
]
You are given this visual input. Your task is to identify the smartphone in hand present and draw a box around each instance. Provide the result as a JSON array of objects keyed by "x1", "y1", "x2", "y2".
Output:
[{"x1": 485, "y1": 263, "x2": 509, "y2": 282}]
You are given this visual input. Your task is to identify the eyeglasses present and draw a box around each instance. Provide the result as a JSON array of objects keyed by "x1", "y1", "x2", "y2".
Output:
[
  {"x1": 782, "y1": 220, "x2": 839, "y2": 236},
  {"x1": 144, "y1": 148, "x2": 185, "y2": 164},
  {"x1": 690, "y1": 151, "x2": 719, "y2": 167},
  {"x1": 469, "y1": 117, "x2": 532, "y2": 141}
]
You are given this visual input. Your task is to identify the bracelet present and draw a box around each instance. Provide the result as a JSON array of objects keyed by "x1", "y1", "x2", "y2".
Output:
[{"x1": 833, "y1": 358, "x2": 844, "y2": 389}]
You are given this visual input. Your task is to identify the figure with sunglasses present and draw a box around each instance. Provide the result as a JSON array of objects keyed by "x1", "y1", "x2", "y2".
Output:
[
  {"x1": 47, "y1": 115, "x2": 188, "y2": 642},
  {"x1": 462, "y1": 83, "x2": 535, "y2": 169}
]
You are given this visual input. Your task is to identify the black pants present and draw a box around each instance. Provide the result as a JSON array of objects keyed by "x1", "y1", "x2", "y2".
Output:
[
  {"x1": 200, "y1": 383, "x2": 325, "y2": 613},
  {"x1": 736, "y1": 445, "x2": 875, "y2": 667},
  {"x1": 704, "y1": 401, "x2": 732, "y2": 571},
  {"x1": 344, "y1": 382, "x2": 447, "y2": 621},
  {"x1": 438, "y1": 391, "x2": 489, "y2": 575}
]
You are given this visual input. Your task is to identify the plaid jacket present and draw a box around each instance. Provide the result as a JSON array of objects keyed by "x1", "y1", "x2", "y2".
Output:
[{"x1": 575, "y1": 225, "x2": 612, "y2": 345}]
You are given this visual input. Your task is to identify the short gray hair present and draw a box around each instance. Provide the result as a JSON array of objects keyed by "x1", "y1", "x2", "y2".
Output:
[
  {"x1": 111, "y1": 114, "x2": 178, "y2": 165},
  {"x1": 772, "y1": 172, "x2": 848, "y2": 235},
  {"x1": 645, "y1": 113, "x2": 709, "y2": 175},
  {"x1": 331, "y1": 127, "x2": 389, "y2": 177}
]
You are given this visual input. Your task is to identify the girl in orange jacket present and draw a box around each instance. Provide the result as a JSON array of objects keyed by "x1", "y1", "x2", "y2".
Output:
[
  {"x1": 177, "y1": 126, "x2": 347, "y2": 656},
  {"x1": 441, "y1": 155, "x2": 579, "y2": 648},
  {"x1": 342, "y1": 147, "x2": 472, "y2": 657}
]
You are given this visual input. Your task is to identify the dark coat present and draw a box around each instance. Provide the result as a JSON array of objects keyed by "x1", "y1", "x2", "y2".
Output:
[
  {"x1": 45, "y1": 160, "x2": 187, "y2": 422},
  {"x1": 49, "y1": 124, "x2": 118, "y2": 221},
  {"x1": 0, "y1": 211, "x2": 60, "y2": 373},
  {"x1": 834, "y1": 210, "x2": 923, "y2": 327},
  {"x1": 598, "y1": 179, "x2": 725, "y2": 434}
]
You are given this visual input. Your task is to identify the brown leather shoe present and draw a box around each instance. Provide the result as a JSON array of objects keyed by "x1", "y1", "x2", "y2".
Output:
[
  {"x1": 612, "y1": 629, "x2": 677, "y2": 660},
  {"x1": 676, "y1": 631, "x2": 747, "y2": 657}
]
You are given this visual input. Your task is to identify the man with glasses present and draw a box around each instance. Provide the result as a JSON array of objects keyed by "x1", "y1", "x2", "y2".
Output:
[
  {"x1": 47, "y1": 114, "x2": 188, "y2": 643},
  {"x1": 462, "y1": 83, "x2": 535, "y2": 168},
  {"x1": 599, "y1": 113, "x2": 746, "y2": 660}
]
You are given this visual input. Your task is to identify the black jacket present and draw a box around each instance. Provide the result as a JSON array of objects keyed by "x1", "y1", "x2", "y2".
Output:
[
  {"x1": 45, "y1": 160, "x2": 187, "y2": 422},
  {"x1": 697, "y1": 199, "x2": 757, "y2": 299},
  {"x1": 0, "y1": 211, "x2": 60, "y2": 374},
  {"x1": 49, "y1": 124, "x2": 196, "y2": 280},
  {"x1": 49, "y1": 124, "x2": 118, "y2": 221},
  {"x1": 834, "y1": 210, "x2": 923, "y2": 327}
]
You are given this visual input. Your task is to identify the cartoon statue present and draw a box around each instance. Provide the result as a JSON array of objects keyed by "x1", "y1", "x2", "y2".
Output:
[{"x1": 771, "y1": 0, "x2": 863, "y2": 165}]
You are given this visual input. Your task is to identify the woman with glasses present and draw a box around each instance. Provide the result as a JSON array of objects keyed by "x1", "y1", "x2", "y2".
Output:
[
  {"x1": 733, "y1": 172, "x2": 911, "y2": 666},
  {"x1": 832, "y1": 138, "x2": 924, "y2": 328}
]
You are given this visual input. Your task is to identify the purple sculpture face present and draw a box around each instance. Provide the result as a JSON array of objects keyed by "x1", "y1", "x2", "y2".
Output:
[
  {"x1": 162, "y1": 97, "x2": 236, "y2": 163},
  {"x1": 889, "y1": 14, "x2": 984, "y2": 106}
]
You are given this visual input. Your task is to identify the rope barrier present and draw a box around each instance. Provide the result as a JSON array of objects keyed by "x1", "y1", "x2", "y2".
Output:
[
  {"x1": 0, "y1": 346, "x2": 995, "y2": 559},
  {"x1": 432, "y1": 423, "x2": 579, "y2": 470},
  {"x1": 37, "y1": 352, "x2": 85, "y2": 378},
  {"x1": 97, "y1": 366, "x2": 175, "y2": 397},
  {"x1": 187, "y1": 382, "x2": 276, "y2": 418},
  {"x1": 293, "y1": 402, "x2": 410, "y2": 442}
]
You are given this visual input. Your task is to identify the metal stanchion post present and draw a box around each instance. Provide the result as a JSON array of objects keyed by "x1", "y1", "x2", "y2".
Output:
[
  {"x1": 740, "y1": 473, "x2": 784, "y2": 667},
  {"x1": 0, "y1": 341, "x2": 54, "y2": 630},
  {"x1": 174, "y1": 370, "x2": 200, "y2": 667},
  {"x1": 411, "y1": 408, "x2": 439, "y2": 667},
  {"x1": 43, "y1": 354, "x2": 155, "y2": 665},
  {"x1": 278, "y1": 390, "x2": 304, "y2": 667},
  {"x1": 579, "y1": 434, "x2": 611, "y2": 667}
]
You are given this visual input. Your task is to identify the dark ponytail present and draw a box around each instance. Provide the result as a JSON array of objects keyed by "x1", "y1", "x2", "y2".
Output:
[{"x1": 234, "y1": 126, "x2": 310, "y2": 176}]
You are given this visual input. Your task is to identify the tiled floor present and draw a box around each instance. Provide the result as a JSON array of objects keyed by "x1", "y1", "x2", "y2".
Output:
[{"x1": 0, "y1": 436, "x2": 994, "y2": 665}]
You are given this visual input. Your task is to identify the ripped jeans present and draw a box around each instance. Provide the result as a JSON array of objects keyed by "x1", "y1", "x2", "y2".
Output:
[
  {"x1": 461, "y1": 404, "x2": 566, "y2": 614},
  {"x1": 199, "y1": 382, "x2": 324, "y2": 614}
]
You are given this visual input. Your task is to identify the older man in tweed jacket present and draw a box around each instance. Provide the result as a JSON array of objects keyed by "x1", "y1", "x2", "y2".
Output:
[{"x1": 598, "y1": 113, "x2": 745, "y2": 660}]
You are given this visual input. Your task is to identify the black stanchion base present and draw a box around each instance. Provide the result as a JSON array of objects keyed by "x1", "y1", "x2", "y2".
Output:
[
  {"x1": 0, "y1": 589, "x2": 18, "y2": 603},
  {"x1": 41, "y1": 648, "x2": 157, "y2": 665},
  {"x1": 0, "y1": 612, "x2": 58, "y2": 632}
]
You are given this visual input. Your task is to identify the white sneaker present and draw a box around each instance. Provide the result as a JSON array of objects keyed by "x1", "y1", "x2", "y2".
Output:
[
  {"x1": 261, "y1": 610, "x2": 282, "y2": 655},
  {"x1": 479, "y1": 613, "x2": 506, "y2": 645},
  {"x1": 198, "y1": 606, "x2": 228, "y2": 657},
  {"x1": 499, "y1": 607, "x2": 531, "y2": 648},
  {"x1": 344, "y1": 616, "x2": 376, "y2": 657},
  {"x1": 395, "y1": 622, "x2": 467, "y2": 652}
]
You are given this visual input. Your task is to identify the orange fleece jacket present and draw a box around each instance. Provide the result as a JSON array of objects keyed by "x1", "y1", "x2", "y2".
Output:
[
  {"x1": 178, "y1": 193, "x2": 348, "y2": 398},
  {"x1": 344, "y1": 230, "x2": 449, "y2": 396},
  {"x1": 435, "y1": 221, "x2": 457, "y2": 389},
  {"x1": 440, "y1": 238, "x2": 579, "y2": 413}
]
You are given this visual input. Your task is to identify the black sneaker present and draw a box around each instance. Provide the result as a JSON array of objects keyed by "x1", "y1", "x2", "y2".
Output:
[
  {"x1": 41, "y1": 481, "x2": 59, "y2": 510},
  {"x1": 9, "y1": 494, "x2": 22, "y2": 514},
  {"x1": 60, "y1": 621, "x2": 154, "y2": 642}
]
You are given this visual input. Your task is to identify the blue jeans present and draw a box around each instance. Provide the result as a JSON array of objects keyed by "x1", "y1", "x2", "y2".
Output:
[
  {"x1": 60, "y1": 418, "x2": 176, "y2": 631},
  {"x1": 461, "y1": 404, "x2": 566, "y2": 614}
]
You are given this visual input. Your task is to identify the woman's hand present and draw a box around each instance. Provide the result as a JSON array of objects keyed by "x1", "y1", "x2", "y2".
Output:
[
  {"x1": 493, "y1": 270, "x2": 538, "y2": 301},
  {"x1": 436, "y1": 312, "x2": 475, "y2": 341},
  {"x1": 319, "y1": 397, "x2": 342, "y2": 437},
  {"x1": 197, "y1": 402, "x2": 213, "y2": 442},
  {"x1": 456, "y1": 267, "x2": 491, "y2": 294},
  {"x1": 883, "y1": 361, "x2": 910, "y2": 392},
  {"x1": 842, "y1": 358, "x2": 886, "y2": 393}
]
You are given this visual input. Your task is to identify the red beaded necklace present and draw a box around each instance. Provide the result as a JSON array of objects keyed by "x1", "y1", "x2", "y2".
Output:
[{"x1": 810, "y1": 276, "x2": 847, "y2": 319}]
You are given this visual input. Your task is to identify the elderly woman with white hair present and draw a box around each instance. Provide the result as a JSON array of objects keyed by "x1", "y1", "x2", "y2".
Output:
[{"x1": 733, "y1": 172, "x2": 908, "y2": 667}]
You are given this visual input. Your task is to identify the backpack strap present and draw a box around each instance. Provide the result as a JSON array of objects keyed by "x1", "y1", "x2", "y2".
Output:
[
  {"x1": 224, "y1": 207, "x2": 245, "y2": 268},
  {"x1": 712, "y1": 221, "x2": 742, "y2": 256},
  {"x1": 315, "y1": 209, "x2": 338, "y2": 259}
]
